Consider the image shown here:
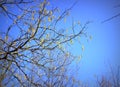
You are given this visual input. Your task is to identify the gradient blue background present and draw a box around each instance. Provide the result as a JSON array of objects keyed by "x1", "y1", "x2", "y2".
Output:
[
  {"x1": 50, "y1": 0, "x2": 120, "y2": 85},
  {"x1": 0, "y1": 0, "x2": 120, "y2": 86}
]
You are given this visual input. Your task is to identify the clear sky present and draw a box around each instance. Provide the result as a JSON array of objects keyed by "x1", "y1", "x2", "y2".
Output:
[
  {"x1": 0, "y1": 0, "x2": 120, "y2": 86},
  {"x1": 51, "y1": 0, "x2": 120, "y2": 85}
]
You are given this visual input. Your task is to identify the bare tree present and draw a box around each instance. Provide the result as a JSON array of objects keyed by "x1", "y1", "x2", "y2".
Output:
[
  {"x1": 96, "y1": 66, "x2": 120, "y2": 87},
  {"x1": 0, "y1": 0, "x2": 89, "y2": 86},
  {"x1": 102, "y1": 3, "x2": 120, "y2": 23}
]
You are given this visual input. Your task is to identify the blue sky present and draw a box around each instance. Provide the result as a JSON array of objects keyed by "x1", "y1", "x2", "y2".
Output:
[
  {"x1": 51, "y1": 0, "x2": 120, "y2": 85},
  {"x1": 0, "y1": 0, "x2": 120, "y2": 86}
]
